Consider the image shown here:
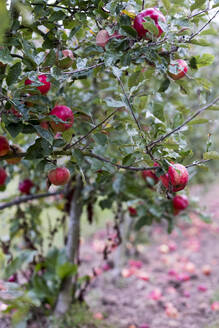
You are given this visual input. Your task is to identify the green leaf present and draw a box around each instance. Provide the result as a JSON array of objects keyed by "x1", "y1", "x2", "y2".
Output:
[
  {"x1": 162, "y1": 0, "x2": 171, "y2": 10},
  {"x1": 6, "y1": 123, "x2": 23, "y2": 138},
  {"x1": 5, "y1": 251, "x2": 37, "y2": 278},
  {"x1": 26, "y1": 138, "x2": 52, "y2": 159},
  {"x1": 56, "y1": 263, "x2": 77, "y2": 279},
  {"x1": 142, "y1": 17, "x2": 159, "y2": 37},
  {"x1": 34, "y1": 125, "x2": 53, "y2": 145},
  {"x1": 190, "y1": 39, "x2": 211, "y2": 47},
  {"x1": 0, "y1": 1, "x2": 10, "y2": 43},
  {"x1": 0, "y1": 48, "x2": 13, "y2": 64},
  {"x1": 112, "y1": 66, "x2": 122, "y2": 78},
  {"x1": 203, "y1": 151, "x2": 219, "y2": 160},
  {"x1": 135, "y1": 215, "x2": 153, "y2": 230},
  {"x1": 188, "y1": 118, "x2": 209, "y2": 125},
  {"x1": 190, "y1": 0, "x2": 206, "y2": 11},
  {"x1": 6, "y1": 62, "x2": 22, "y2": 86},
  {"x1": 190, "y1": 54, "x2": 214, "y2": 69},
  {"x1": 120, "y1": 25, "x2": 137, "y2": 38},
  {"x1": 93, "y1": 133, "x2": 107, "y2": 146},
  {"x1": 158, "y1": 78, "x2": 170, "y2": 92}
]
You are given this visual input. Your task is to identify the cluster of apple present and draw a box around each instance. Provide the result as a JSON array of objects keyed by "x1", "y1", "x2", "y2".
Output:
[
  {"x1": 0, "y1": 73, "x2": 75, "y2": 189},
  {"x1": 143, "y1": 163, "x2": 189, "y2": 214},
  {"x1": 96, "y1": 7, "x2": 188, "y2": 80},
  {"x1": 128, "y1": 163, "x2": 189, "y2": 217}
]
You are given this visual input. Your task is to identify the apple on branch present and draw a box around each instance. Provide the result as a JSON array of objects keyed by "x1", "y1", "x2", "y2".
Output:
[
  {"x1": 133, "y1": 8, "x2": 166, "y2": 39},
  {"x1": 48, "y1": 167, "x2": 70, "y2": 186},
  {"x1": 168, "y1": 59, "x2": 188, "y2": 80},
  {"x1": 25, "y1": 74, "x2": 51, "y2": 95},
  {"x1": 0, "y1": 136, "x2": 10, "y2": 157},
  {"x1": 0, "y1": 168, "x2": 7, "y2": 186},
  {"x1": 160, "y1": 163, "x2": 189, "y2": 192}
]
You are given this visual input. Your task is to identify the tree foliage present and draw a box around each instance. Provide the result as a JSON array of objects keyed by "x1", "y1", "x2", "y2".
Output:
[{"x1": 0, "y1": 0, "x2": 218, "y2": 325}]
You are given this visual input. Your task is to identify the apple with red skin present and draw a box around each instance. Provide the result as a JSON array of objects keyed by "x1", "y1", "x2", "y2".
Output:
[
  {"x1": 0, "y1": 168, "x2": 7, "y2": 186},
  {"x1": 128, "y1": 206, "x2": 137, "y2": 216},
  {"x1": 142, "y1": 170, "x2": 159, "y2": 184},
  {"x1": 133, "y1": 8, "x2": 166, "y2": 38},
  {"x1": 25, "y1": 74, "x2": 51, "y2": 95},
  {"x1": 6, "y1": 145, "x2": 22, "y2": 165},
  {"x1": 48, "y1": 167, "x2": 70, "y2": 186},
  {"x1": 168, "y1": 59, "x2": 188, "y2": 80},
  {"x1": 173, "y1": 195, "x2": 189, "y2": 215},
  {"x1": 49, "y1": 105, "x2": 74, "y2": 132},
  {"x1": 19, "y1": 179, "x2": 34, "y2": 194},
  {"x1": 160, "y1": 163, "x2": 189, "y2": 192},
  {"x1": 0, "y1": 136, "x2": 10, "y2": 156}
]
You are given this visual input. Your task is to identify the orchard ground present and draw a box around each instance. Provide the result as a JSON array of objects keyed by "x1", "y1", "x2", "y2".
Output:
[
  {"x1": 82, "y1": 182, "x2": 219, "y2": 328},
  {"x1": 1, "y1": 180, "x2": 219, "y2": 328}
]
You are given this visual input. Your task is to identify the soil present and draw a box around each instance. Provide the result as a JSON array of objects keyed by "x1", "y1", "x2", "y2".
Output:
[{"x1": 82, "y1": 183, "x2": 219, "y2": 328}]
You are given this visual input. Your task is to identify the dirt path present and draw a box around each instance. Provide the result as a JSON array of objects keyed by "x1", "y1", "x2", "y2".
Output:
[{"x1": 82, "y1": 184, "x2": 219, "y2": 328}]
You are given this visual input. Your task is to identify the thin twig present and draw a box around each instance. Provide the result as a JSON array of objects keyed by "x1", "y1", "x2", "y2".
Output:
[
  {"x1": 84, "y1": 152, "x2": 156, "y2": 171},
  {"x1": 142, "y1": 0, "x2": 145, "y2": 10},
  {"x1": 186, "y1": 159, "x2": 210, "y2": 168},
  {"x1": 0, "y1": 190, "x2": 65, "y2": 210},
  {"x1": 115, "y1": 74, "x2": 154, "y2": 159},
  {"x1": 116, "y1": 75, "x2": 142, "y2": 133},
  {"x1": 188, "y1": 10, "x2": 219, "y2": 41},
  {"x1": 147, "y1": 97, "x2": 219, "y2": 149},
  {"x1": 64, "y1": 109, "x2": 118, "y2": 150},
  {"x1": 188, "y1": 6, "x2": 214, "y2": 19},
  {"x1": 42, "y1": 62, "x2": 104, "y2": 76}
]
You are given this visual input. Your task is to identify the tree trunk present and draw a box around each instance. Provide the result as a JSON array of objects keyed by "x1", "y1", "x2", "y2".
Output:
[{"x1": 55, "y1": 175, "x2": 83, "y2": 315}]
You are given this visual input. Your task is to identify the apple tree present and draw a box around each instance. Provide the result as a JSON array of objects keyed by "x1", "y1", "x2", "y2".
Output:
[{"x1": 0, "y1": 0, "x2": 219, "y2": 323}]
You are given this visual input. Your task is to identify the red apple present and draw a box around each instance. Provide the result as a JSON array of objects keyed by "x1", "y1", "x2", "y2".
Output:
[
  {"x1": 0, "y1": 136, "x2": 10, "y2": 156},
  {"x1": 6, "y1": 145, "x2": 22, "y2": 165},
  {"x1": 0, "y1": 168, "x2": 7, "y2": 185},
  {"x1": 19, "y1": 179, "x2": 34, "y2": 194},
  {"x1": 49, "y1": 105, "x2": 74, "y2": 132},
  {"x1": 160, "y1": 163, "x2": 189, "y2": 192},
  {"x1": 25, "y1": 74, "x2": 51, "y2": 95},
  {"x1": 128, "y1": 206, "x2": 137, "y2": 216},
  {"x1": 48, "y1": 167, "x2": 70, "y2": 186},
  {"x1": 142, "y1": 170, "x2": 159, "y2": 184},
  {"x1": 96, "y1": 30, "x2": 110, "y2": 48},
  {"x1": 133, "y1": 8, "x2": 166, "y2": 38},
  {"x1": 173, "y1": 195, "x2": 189, "y2": 215},
  {"x1": 168, "y1": 59, "x2": 188, "y2": 80}
]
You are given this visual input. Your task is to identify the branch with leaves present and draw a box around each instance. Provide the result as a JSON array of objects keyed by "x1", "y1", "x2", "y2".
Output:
[{"x1": 147, "y1": 97, "x2": 219, "y2": 149}]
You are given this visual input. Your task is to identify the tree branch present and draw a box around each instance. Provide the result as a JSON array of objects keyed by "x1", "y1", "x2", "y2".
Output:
[
  {"x1": 115, "y1": 74, "x2": 154, "y2": 160},
  {"x1": 64, "y1": 108, "x2": 118, "y2": 150},
  {"x1": 42, "y1": 62, "x2": 104, "y2": 76},
  {"x1": 84, "y1": 152, "x2": 157, "y2": 171},
  {"x1": 147, "y1": 97, "x2": 219, "y2": 149},
  {"x1": 185, "y1": 159, "x2": 210, "y2": 168},
  {"x1": 188, "y1": 10, "x2": 219, "y2": 41},
  {"x1": 0, "y1": 190, "x2": 65, "y2": 210},
  {"x1": 188, "y1": 7, "x2": 215, "y2": 19}
]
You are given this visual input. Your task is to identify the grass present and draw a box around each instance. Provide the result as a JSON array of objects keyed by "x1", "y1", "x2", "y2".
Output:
[{"x1": 49, "y1": 303, "x2": 116, "y2": 328}]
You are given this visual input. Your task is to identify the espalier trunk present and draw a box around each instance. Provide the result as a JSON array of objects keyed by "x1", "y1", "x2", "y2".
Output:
[{"x1": 55, "y1": 175, "x2": 83, "y2": 315}]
